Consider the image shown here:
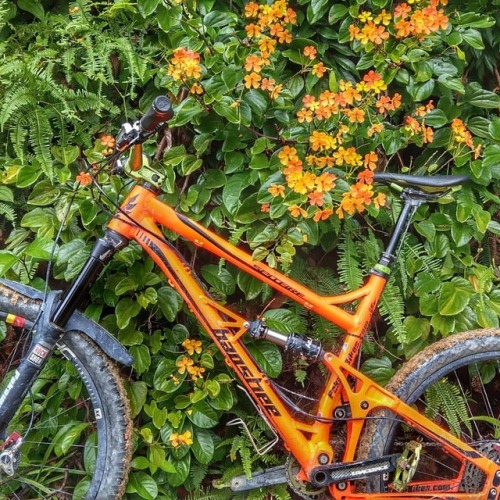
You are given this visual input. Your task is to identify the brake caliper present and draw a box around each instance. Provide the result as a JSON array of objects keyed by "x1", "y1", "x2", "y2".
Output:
[{"x1": 0, "y1": 432, "x2": 22, "y2": 476}]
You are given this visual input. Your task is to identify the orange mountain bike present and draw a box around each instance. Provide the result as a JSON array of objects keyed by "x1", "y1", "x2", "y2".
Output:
[{"x1": 0, "y1": 97, "x2": 499, "y2": 499}]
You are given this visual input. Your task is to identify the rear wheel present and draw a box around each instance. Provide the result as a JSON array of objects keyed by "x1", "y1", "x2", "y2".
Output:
[
  {"x1": 361, "y1": 328, "x2": 500, "y2": 495},
  {"x1": 0, "y1": 291, "x2": 132, "y2": 499}
]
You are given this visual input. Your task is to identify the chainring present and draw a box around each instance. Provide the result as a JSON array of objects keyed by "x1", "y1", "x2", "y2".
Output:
[{"x1": 285, "y1": 455, "x2": 329, "y2": 499}]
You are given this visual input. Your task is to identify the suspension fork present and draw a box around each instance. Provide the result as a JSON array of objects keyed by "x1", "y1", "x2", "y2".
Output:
[{"x1": 0, "y1": 229, "x2": 128, "y2": 440}]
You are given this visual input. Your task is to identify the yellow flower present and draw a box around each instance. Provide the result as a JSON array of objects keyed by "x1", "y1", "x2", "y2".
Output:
[
  {"x1": 182, "y1": 339, "x2": 202, "y2": 355},
  {"x1": 176, "y1": 356, "x2": 194, "y2": 374},
  {"x1": 169, "y1": 430, "x2": 193, "y2": 447}
]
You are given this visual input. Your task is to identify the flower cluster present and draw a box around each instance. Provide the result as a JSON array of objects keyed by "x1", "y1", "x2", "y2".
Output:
[
  {"x1": 169, "y1": 430, "x2": 193, "y2": 447},
  {"x1": 99, "y1": 133, "x2": 115, "y2": 156},
  {"x1": 242, "y1": 0, "x2": 296, "y2": 98},
  {"x1": 401, "y1": 100, "x2": 435, "y2": 144},
  {"x1": 176, "y1": 355, "x2": 206, "y2": 380},
  {"x1": 349, "y1": 0, "x2": 449, "y2": 45},
  {"x1": 450, "y1": 118, "x2": 481, "y2": 158},
  {"x1": 167, "y1": 47, "x2": 202, "y2": 83},
  {"x1": 268, "y1": 70, "x2": 404, "y2": 219}
]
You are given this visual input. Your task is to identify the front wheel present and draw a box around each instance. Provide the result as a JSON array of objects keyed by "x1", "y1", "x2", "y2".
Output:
[
  {"x1": 361, "y1": 328, "x2": 500, "y2": 495},
  {"x1": 0, "y1": 311, "x2": 132, "y2": 498}
]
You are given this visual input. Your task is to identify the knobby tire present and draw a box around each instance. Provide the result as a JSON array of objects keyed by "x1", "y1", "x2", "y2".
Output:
[{"x1": 0, "y1": 286, "x2": 132, "y2": 499}]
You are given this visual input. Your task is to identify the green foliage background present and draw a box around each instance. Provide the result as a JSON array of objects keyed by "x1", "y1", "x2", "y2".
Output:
[{"x1": 0, "y1": 0, "x2": 499, "y2": 498}]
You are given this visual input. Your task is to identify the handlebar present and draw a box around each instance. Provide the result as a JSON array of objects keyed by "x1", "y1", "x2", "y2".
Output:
[{"x1": 139, "y1": 96, "x2": 174, "y2": 133}]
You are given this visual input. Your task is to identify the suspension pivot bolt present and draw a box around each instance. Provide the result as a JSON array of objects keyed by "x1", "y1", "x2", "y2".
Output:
[
  {"x1": 318, "y1": 453, "x2": 329, "y2": 465},
  {"x1": 360, "y1": 401, "x2": 369, "y2": 410}
]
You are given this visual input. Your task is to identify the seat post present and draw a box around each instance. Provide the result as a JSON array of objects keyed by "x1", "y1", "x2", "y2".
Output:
[{"x1": 373, "y1": 188, "x2": 431, "y2": 277}]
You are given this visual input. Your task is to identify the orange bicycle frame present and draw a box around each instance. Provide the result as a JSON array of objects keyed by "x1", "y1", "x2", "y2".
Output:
[{"x1": 108, "y1": 182, "x2": 498, "y2": 499}]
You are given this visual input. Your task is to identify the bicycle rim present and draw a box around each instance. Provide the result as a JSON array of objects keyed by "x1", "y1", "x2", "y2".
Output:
[
  {"x1": 361, "y1": 329, "x2": 500, "y2": 495},
  {"x1": 0, "y1": 330, "x2": 131, "y2": 499}
]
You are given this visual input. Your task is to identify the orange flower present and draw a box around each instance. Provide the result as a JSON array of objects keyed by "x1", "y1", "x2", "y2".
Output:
[
  {"x1": 244, "y1": 72, "x2": 262, "y2": 89},
  {"x1": 364, "y1": 151, "x2": 378, "y2": 170},
  {"x1": 76, "y1": 171, "x2": 92, "y2": 186},
  {"x1": 303, "y1": 45, "x2": 317, "y2": 60},
  {"x1": 311, "y1": 62, "x2": 327, "y2": 78},
  {"x1": 190, "y1": 82, "x2": 204, "y2": 94},
  {"x1": 368, "y1": 123, "x2": 384, "y2": 137},
  {"x1": 100, "y1": 133, "x2": 115, "y2": 148},
  {"x1": 313, "y1": 208, "x2": 333, "y2": 221},
  {"x1": 269, "y1": 184, "x2": 286, "y2": 197},
  {"x1": 245, "y1": 54, "x2": 264, "y2": 73},
  {"x1": 394, "y1": 3, "x2": 412, "y2": 19},
  {"x1": 245, "y1": 23, "x2": 262, "y2": 38},
  {"x1": 288, "y1": 204, "x2": 308, "y2": 217},
  {"x1": 297, "y1": 108, "x2": 313, "y2": 123},
  {"x1": 346, "y1": 107, "x2": 365, "y2": 124},
  {"x1": 308, "y1": 191, "x2": 324, "y2": 207},
  {"x1": 261, "y1": 203, "x2": 270, "y2": 213},
  {"x1": 261, "y1": 77, "x2": 276, "y2": 91},
  {"x1": 358, "y1": 169, "x2": 375, "y2": 184},
  {"x1": 244, "y1": 1, "x2": 260, "y2": 18},
  {"x1": 373, "y1": 192, "x2": 386, "y2": 209}
]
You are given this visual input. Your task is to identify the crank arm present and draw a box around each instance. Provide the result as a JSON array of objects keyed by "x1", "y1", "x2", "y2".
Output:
[{"x1": 227, "y1": 465, "x2": 288, "y2": 491}]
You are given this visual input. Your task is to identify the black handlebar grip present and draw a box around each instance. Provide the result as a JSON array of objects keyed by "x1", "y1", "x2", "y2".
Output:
[{"x1": 139, "y1": 96, "x2": 174, "y2": 132}]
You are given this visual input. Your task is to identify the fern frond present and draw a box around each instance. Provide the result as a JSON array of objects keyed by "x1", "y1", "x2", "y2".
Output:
[
  {"x1": 338, "y1": 229, "x2": 363, "y2": 290},
  {"x1": 0, "y1": 89, "x2": 36, "y2": 129},
  {"x1": 29, "y1": 109, "x2": 54, "y2": 177},
  {"x1": 185, "y1": 487, "x2": 233, "y2": 500},
  {"x1": 425, "y1": 378, "x2": 473, "y2": 437},
  {"x1": 378, "y1": 279, "x2": 406, "y2": 343},
  {"x1": 0, "y1": 202, "x2": 16, "y2": 224}
]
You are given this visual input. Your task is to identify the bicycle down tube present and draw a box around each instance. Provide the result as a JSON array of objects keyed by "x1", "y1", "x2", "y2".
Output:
[{"x1": 104, "y1": 182, "x2": 500, "y2": 497}]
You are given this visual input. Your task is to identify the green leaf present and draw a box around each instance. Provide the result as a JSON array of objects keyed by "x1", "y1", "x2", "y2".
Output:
[
  {"x1": 464, "y1": 84, "x2": 500, "y2": 109},
  {"x1": 157, "y1": 286, "x2": 182, "y2": 321},
  {"x1": 157, "y1": 4, "x2": 182, "y2": 31},
  {"x1": 0, "y1": 186, "x2": 14, "y2": 202},
  {"x1": 329, "y1": 4, "x2": 348, "y2": 23},
  {"x1": 200, "y1": 264, "x2": 236, "y2": 295},
  {"x1": 263, "y1": 308, "x2": 306, "y2": 334},
  {"x1": 115, "y1": 298, "x2": 142, "y2": 329},
  {"x1": 408, "y1": 79, "x2": 435, "y2": 102},
  {"x1": 361, "y1": 356, "x2": 395, "y2": 386},
  {"x1": 126, "y1": 381, "x2": 148, "y2": 419},
  {"x1": 24, "y1": 237, "x2": 54, "y2": 259},
  {"x1": 237, "y1": 271, "x2": 264, "y2": 300},
  {"x1": 187, "y1": 401, "x2": 219, "y2": 428},
  {"x1": 181, "y1": 155, "x2": 203, "y2": 175},
  {"x1": 460, "y1": 28, "x2": 484, "y2": 49},
  {"x1": 127, "y1": 471, "x2": 158, "y2": 500},
  {"x1": 167, "y1": 454, "x2": 190, "y2": 487},
  {"x1": 247, "y1": 341, "x2": 282, "y2": 378},
  {"x1": 137, "y1": 0, "x2": 160, "y2": 17},
  {"x1": 0, "y1": 251, "x2": 18, "y2": 276},
  {"x1": 222, "y1": 172, "x2": 250, "y2": 216},
  {"x1": 307, "y1": 0, "x2": 330, "y2": 24},
  {"x1": 192, "y1": 428, "x2": 214, "y2": 464},
  {"x1": 438, "y1": 279, "x2": 472, "y2": 316},
  {"x1": 203, "y1": 10, "x2": 235, "y2": 28},
  {"x1": 54, "y1": 422, "x2": 89, "y2": 456},
  {"x1": 18, "y1": 0, "x2": 44, "y2": 20},
  {"x1": 130, "y1": 344, "x2": 151, "y2": 375}
]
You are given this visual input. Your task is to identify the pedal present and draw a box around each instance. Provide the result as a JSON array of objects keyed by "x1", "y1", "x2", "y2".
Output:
[
  {"x1": 228, "y1": 465, "x2": 287, "y2": 491},
  {"x1": 309, "y1": 454, "x2": 400, "y2": 487}
]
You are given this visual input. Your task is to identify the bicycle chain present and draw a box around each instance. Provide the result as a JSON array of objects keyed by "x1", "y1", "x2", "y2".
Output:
[{"x1": 285, "y1": 455, "x2": 328, "y2": 499}]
